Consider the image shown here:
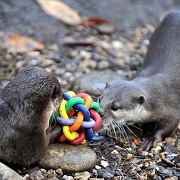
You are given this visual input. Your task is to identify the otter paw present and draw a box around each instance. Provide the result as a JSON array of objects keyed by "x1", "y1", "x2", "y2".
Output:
[{"x1": 139, "y1": 136, "x2": 160, "y2": 151}]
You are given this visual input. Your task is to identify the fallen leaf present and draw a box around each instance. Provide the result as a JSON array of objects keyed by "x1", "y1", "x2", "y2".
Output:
[
  {"x1": 62, "y1": 36, "x2": 97, "y2": 46},
  {"x1": 0, "y1": 32, "x2": 45, "y2": 54},
  {"x1": 133, "y1": 138, "x2": 140, "y2": 146},
  {"x1": 82, "y1": 17, "x2": 107, "y2": 27},
  {"x1": 36, "y1": 0, "x2": 82, "y2": 26}
]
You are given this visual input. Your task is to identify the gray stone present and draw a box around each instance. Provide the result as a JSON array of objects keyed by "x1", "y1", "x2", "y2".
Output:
[
  {"x1": 96, "y1": 23, "x2": 115, "y2": 34},
  {"x1": 73, "y1": 70, "x2": 124, "y2": 96},
  {"x1": 0, "y1": 162, "x2": 23, "y2": 180},
  {"x1": 38, "y1": 143, "x2": 97, "y2": 172},
  {"x1": 74, "y1": 171, "x2": 91, "y2": 180}
]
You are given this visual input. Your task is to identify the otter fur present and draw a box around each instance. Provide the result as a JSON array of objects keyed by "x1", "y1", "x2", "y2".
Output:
[
  {"x1": 99, "y1": 12, "x2": 180, "y2": 150},
  {"x1": 0, "y1": 67, "x2": 62, "y2": 166}
]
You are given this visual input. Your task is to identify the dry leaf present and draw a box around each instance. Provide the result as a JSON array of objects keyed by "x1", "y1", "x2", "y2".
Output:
[
  {"x1": 82, "y1": 17, "x2": 107, "y2": 27},
  {"x1": 0, "y1": 32, "x2": 45, "y2": 54},
  {"x1": 36, "y1": 0, "x2": 82, "y2": 26},
  {"x1": 133, "y1": 138, "x2": 140, "y2": 146}
]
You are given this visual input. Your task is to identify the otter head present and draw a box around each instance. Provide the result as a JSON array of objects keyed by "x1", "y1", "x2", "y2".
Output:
[
  {"x1": 99, "y1": 80, "x2": 150, "y2": 132},
  {"x1": 1, "y1": 67, "x2": 62, "y2": 130}
]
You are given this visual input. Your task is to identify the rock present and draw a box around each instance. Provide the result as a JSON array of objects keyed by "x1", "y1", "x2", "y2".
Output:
[
  {"x1": 164, "y1": 145, "x2": 178, "y2": 154},
  {"x1": 0, "y1": 162, "x2": 23, "y2": 180},
  {"x1": 165, "y1": 137, "x2": 176, "y2": 145},
  {"x1": 55, "y1": 168, "x2": 63, "y2": 176},
  {"x1": 96, "y1": 23, "x2": 115, "y2": 34},
  {"x1": 162, "y1": 158, "x2": 175, "y2": 167},
  {"x1": 100, "y1": 160, "x2": 109, "y2": 168},
  {"x1": 74, "y1": 171, "x2": 91, "y2": 180},
  {"x1": 111, "y1": 40, "x2": 123, "y2": 49},
  {"x1": 62, "y1": 175, "x2": 74, "y2": 180},
  {"x1": 164, "y1": 177, "x2": 178, "y2": 180},
  {"x1": 97, "y1": 61, "x2": 110, "y2": 69},
  {"x1": 97, "y1": 168, "x2": 115, "y2": 179},
  {"x1": 28, "y1": 170, "x2": 44, "y2": 180},
  {"x1": 38, "y1": 143, "x2": 97, "y2": 172},
  {"x1": 95, "y1": 165, "x2": 101, "y2": 170},
  {"x1": 159, "y1": 169, "x2": 173, "y2": 178},
  {"x1": 73, "y1": 70, "x2": 123, "y2": 96},
  {"x1": 62, "y1": 36, "x2": 97, "y2": 46}
]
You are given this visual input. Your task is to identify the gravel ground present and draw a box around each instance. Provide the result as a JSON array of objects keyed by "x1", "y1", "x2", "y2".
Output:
[{"x1": 0, "y1": 24, "x2": 179, "y2": 180}]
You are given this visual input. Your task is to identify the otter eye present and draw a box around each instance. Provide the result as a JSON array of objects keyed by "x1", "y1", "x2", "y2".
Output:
[{"x1": 111, "y1": 106, "x2": 118, "y2": 111}]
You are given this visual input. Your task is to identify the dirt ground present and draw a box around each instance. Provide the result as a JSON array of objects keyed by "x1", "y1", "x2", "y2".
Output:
[{"x1": 0, "y1": 0, "x2": 179, "y2": 44}]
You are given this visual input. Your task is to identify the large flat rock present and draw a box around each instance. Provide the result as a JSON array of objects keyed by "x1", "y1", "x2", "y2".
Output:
[{"x1": 38, "y1": 143, "x2": 97, "y2": 172}]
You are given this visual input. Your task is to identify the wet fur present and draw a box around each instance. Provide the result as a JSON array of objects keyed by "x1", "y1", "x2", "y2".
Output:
[
  {"x1": 99, "y1": 12, "x2": 180, "y2": 150},
  {"x1": 0, "y1": 67, "x2": 62, "y2": 166}
]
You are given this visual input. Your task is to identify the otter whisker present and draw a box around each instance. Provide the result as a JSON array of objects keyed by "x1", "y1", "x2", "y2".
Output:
[
  {"x1": 126, "y1": 122, "x2": 143, "y2": 131},
  {"x1": 114, "y1": 121, "x2": 127, "y2": 141},
  {"x1": 111, "y1": 122, "x2": 118, "y2": 140},
  {"x1": 124, "y1": 124, "x2": 138, "y2": 138},
  {"x1": 121, "y1": 124, "x2": 130, "y2": 144},
  {"x1": 113, "y1": 120, "x2": 122, "y2": 140},
  {"x1": 109, "y1": 122, "x2": 114, "y2": 138},
  {"x1": 107, "y1": 123, "x2": 112, "y2": 135}
]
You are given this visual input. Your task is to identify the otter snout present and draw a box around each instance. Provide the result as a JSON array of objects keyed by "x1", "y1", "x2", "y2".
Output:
[{"x1": 99, "y1": 109, "x2": 105, "y2": 118}]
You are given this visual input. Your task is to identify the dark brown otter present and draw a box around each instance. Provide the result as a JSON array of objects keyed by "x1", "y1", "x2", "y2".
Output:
[
  {"x1": 99, "y1": 11, "x2": 180, "y2": 150},
  {"x1": 0, "y1": 67, "x2": 62, "y2": 166}
]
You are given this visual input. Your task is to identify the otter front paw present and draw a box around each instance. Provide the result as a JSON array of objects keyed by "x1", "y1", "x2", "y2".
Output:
[
  {"x1": 46, "y1": 125, "x2": 62, "y2": 142},
  {"x1": 50, "y1": 125, "x2": 62, "y2": 143},
  {"x1": 140, "y1": 136, "x2": 162, "y2": 151}
]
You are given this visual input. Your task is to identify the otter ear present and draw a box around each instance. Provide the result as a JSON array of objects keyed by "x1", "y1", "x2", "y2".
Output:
[
  {"x1": 105, "y1": 81, "x2": 110, "y2": 89},
  {"x1": 137, "y1": 95, "x2": 146, "y2": 105}
]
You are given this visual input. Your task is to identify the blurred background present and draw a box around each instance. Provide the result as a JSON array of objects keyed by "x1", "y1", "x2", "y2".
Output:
[
  {"x1": 0, "y1": 0, "x2": 179, "y2": 43},
  {"x1": 0, "y1": 0, "x2": 180, "y2": 94}
]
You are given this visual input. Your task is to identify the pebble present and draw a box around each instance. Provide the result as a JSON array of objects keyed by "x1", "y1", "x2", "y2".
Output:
[
  {"x1": 38, "y1": 143, "x2": 97, "y2": 172},
  {"x1": 26, "y1": 51, "x2": 41, "y2": 57},
  {"x1": 142, "y1": 151, "x2": 149, "y2": 156},
  {"x1": 159, "y1": 169, "x2": 173, "y2": 178},
  {"x1": 98, "y1": 168, "x2": 115, "y2": 179},
  {"x1": 95, "y1": 165, "x2": 101, "y2": 170},
  {"x1": 100, "y1": 160, "x2": 109, "y2": 168},
  {"x1": 97, "y1": 61, "x2": 110, "y2": 69},
  {"x1": 152, "y1": 145, "x2": 162, "y2": 153},
  {"x1": 111, "y1": 40, "x2": 123, "y2": 49},
  {"x1": 98, "y1": 41, "x2": 111, "y2": 50},
  {"x1": 111, "y1": 150, "x2": 119, "y2": 155},
  {"x1": 80, "y1": 50, "x2": 92, "y2": 59},
  {"x1": 29, "y1": 170, "x2": 44, "y2": 180},
  {"x1": 55, "y1": 168, "x2": 63, "y2": 176},
  {"x1": 96, "y1": 23, "x2": 115, "y2": 34},
  {"x1": 165, "y1": 177, "x2": 178, "y2": 180},
  {"x1": 165, "y1": 137, "x2": 176, "y2": 145},
  {"x1": 126, "y1": 153, "x2": 133, "y2": 159},
  {"x1": 74, "y1": 171, "x2": 91, "y2": 180},
  {"x1": 62, "y1": 175, "x2": 74, "y2": 180}
]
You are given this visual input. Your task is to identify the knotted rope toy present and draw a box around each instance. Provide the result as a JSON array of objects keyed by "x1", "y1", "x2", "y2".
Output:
[{"x1": 50, "y1": 91, "x2": 102, "y2": 145}]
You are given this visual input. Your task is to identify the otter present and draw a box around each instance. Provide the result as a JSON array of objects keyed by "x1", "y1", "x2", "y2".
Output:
[
  {"x1": 0, "y1": 67, "x2": 62, "y2": 166},
  {"x1": 99, "y1": 11, "x2": 180, "y2": 150}
]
